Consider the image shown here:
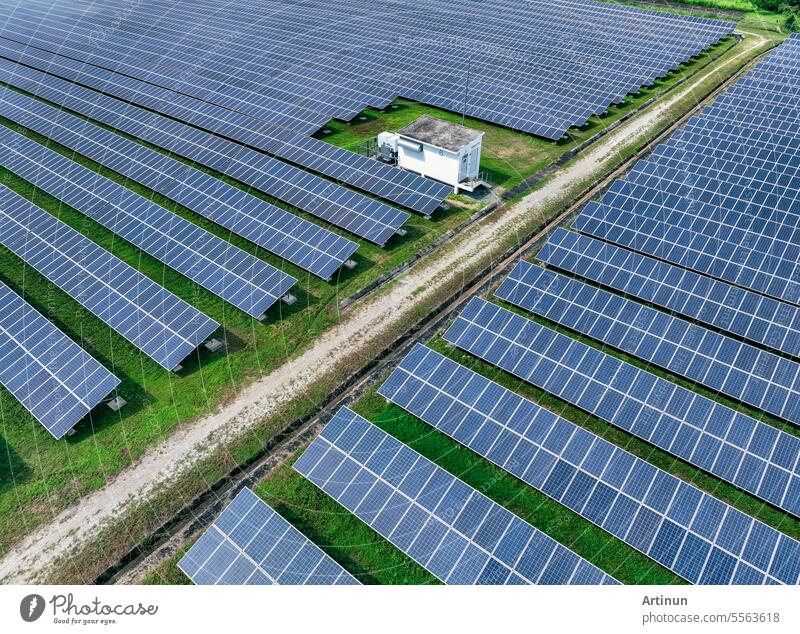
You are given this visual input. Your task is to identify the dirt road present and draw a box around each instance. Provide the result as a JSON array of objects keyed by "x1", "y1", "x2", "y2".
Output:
[{"x1": 0, "y1": 31, "x2": 768, "y2": 584}]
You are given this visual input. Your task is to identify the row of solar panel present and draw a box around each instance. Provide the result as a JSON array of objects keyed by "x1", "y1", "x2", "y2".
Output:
[
  {"x1": 0, "y1": 87, "x2": 358, "y2": 280},
  {"x1": 567, "y1": 36, "x2": 800, "y2": 307},
  {"x1": 378, "y1": 343, "x2": 800, "y2": 584},
  {"x1": 0, "y1": 184, "x2": 222, "y2": 436},
  {"x1": 1, "y1": 127, "x2": 297, "y2": 320},
  {"x1": 496, "y1": 261, "x2": 800, "y2": 427},
  {"x1": 0, "y1": 36, "x2": 451, "y2": 215},
  {"x1": 445, "y1": 297, "x2": 800, "y2": 518},
  {"x1": 1, "y1": 0, "x2": 734, "y2": 140},
  {"x1": 0, "y1": 278, "x2": 120, "y2": 439},
  {"x1": 178, "y1": 487, "x2": 360, "y2": 585},
  {"x1": 180, "y1": 406, "x2": 619, "y2": 585},
  {"x1": 176, "y1": 29, "x2": 800, "y2": 588},
  {"x1": 0, "y1": 57, "x2": 411, "y2": 246},
  {"x1": 181, "y1": 331, "x2": 800, "y2": 585}
]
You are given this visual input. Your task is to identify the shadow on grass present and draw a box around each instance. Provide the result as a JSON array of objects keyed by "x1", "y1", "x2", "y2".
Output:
[{"x1": 0, "y1": 433, "x2": 30, "y2": 493}]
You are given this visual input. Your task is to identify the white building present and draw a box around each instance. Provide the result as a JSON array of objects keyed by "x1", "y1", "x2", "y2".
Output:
[{"x1": 377, "y1": 115, "x2": 484, "y2": 193}]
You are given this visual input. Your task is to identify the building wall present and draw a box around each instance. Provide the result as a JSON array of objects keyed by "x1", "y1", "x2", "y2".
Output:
[{"x1": 397, "y1": 136, "x2": 482, "y2": 190}]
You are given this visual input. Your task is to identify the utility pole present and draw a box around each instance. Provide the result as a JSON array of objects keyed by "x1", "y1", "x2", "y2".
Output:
[{"x1": 461, "y1": 56, "x2": 471, "y2": 127}]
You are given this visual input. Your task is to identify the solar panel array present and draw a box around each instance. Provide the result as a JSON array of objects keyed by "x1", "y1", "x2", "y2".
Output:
[
  {"x1": 0, "y1": 0, "x2": 733, "y2": 142},
  {"x1": 0, "y1": 186, "x2": 218, "y2": 371},
  {"x1": 444, "y1": 297, "x2": 800, "y2": 518},
  {"x1": 0, "y1": 38, "x2": 450, "y2": 215},
  {"x1": 0, "y1": 279, "x2": 120, "y2": 439},
  {"x1": 1, "y1": 127, "x2": 296, "y2": 318},
  {"x1": 294, "y1": 406, "x2": 618, "y2": 585},
  {"x1": 496, "y1": 261, "x2": 800, "y2": 427},
  {"x1": 0, "y1": 87, "x2": 358, "y2": 280},
  {"x1": 570, "y1": 35, "x2": 800, "y2": 306},
  {"x1": 378, "y1": 344, "x2": 800, "y2": 583},
  {"x1": 178, "y1": 487, "x2": 360, "y2": 585},
  {"x1": 537, "y1": 228, "x2": 800, "y2": 361},
  {"x1": 0, "y1": 59, "x2": 410, "y2": 246}
]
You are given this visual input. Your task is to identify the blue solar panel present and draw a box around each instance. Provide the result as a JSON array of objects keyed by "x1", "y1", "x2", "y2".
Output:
[
  {"x1": 293, "y1": 406, "x2": 618, "y2": 585},
  {"x1": 178, "y1": 487, "x2": 359, "y2": 585},
  {"x1": 1, "y1": 127, "x2": 296, "y2": 318},
  {"x1": 378, "y1": 344, "x2": 800, "y2": 584},
  {"x1": 0, "y1": 87, "x2": 359, "y2": 280},
  {"x1": 0, "y1": 185, "x2": 218, "y2": 371},
  {"x1": 0, "y1": 58, "x2": 410, "y2": 246},
  {"x1": 444, "y1": 297, "x2": 800, "y2": 518},
  {"x1": 496, "y1": 261, "x2": 800, "y2": 427},
  {"x1": 537, "y1": 229, "x2": 800, "y2": 361},
  {"x1": 0, "y1": 280, "x2": 120, "y2": 439}
]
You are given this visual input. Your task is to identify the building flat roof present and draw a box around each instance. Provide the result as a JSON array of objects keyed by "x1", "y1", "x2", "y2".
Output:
[{"x1": 398, "y1": 115, "x2": 483, "y2": 152}]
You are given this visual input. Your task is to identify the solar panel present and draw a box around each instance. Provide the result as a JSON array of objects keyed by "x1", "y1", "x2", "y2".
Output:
[
  {"x1": 537, "y1": 229, "x2": 800, "y2": 361},
  {"x1": 178, "y1": 487, "x2": 360, "y2": 585},
  {"x1": 443, "y1": 297, "x2": 800, "y2": 518},
  {"x1": 0, "y1": 87, "x2": 359, "y2": 281},
  {"x1": 0, "y1": 58, "x2": 410, "y2": 246},
  {"x1": 294, "y1": 406, "x2": 619, "y2": 585},
  {"x1": 0, "y1": 279, "x2": 120, "y2": 439},
  {"x1": 1, "y1": 127, "x2": 297, "y2": 319},
  {"x1": 496, "y1": 261, "x2": 800, "y2": 427},
  {"x1": 0, "y1": 40, "x2": 450, "y2": 214},
  {"x1": 0, "y1": 185, "x2": 218, "y2": 371},
  {"x1": 378, "y1": 344, "x2": 800, "y2": 583}
]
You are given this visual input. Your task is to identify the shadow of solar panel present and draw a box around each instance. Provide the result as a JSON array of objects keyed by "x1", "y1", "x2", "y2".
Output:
[
  {"x1": 0, "y1": 280, "x2": 120, "y2": 439},
  {"x1": 496, "y1": 262, "x2": 800, "y2": 427},
  {"x1": 443, "y1": 297, "x2": 800, "y2": 518},
  {"x1": 178, "y1": 487, "x2": 359, "y2": 585},
  {"x1": 378, "y1": 343, "x2": 800, "y2": 583},
  {"x1": 537, "y1": 229, "x2": 800, "y2": 361},
  {"x1": 0, "y1": 186, "x2": 218, "y2": 370},
  {"x1": 294, "y1": 406, "x2": 618, "y2": 585},
  {"x1": 0, "y1": 88, "x2": 359, "y2": 280},
  {"x1": 0, "y1": 58, "x2": 410, "y2": 246},
  {"x1": 1, "y1": 127, "x2": 296, "y2": 318}
]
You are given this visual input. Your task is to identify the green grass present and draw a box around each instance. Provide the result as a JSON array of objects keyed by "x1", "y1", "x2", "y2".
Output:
[
  {"x1": 615, "y1": 0, "x2": 756, "y2": 13},
  {"x1": 318, "y1": 35, "x2": 738, "y2": 194}
]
